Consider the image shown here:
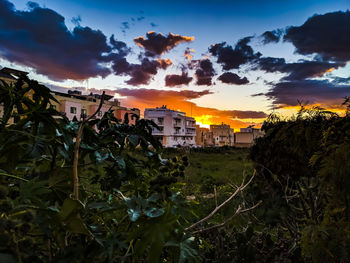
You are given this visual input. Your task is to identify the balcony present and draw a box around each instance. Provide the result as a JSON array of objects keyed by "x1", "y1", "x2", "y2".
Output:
[{"x1": 186, "y1": 122, "x2": 196, "y2": 128}]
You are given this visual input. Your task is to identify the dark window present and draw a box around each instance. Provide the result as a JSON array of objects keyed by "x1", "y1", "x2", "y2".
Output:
[
  {"x1": 97, "y1": 111, "x2": 102, "y2": 117},
  {"x1": 70, "y1": 107, "x2": 77, "y2": 114}
]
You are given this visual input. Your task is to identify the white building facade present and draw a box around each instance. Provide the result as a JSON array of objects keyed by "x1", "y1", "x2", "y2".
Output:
[{"x1": 144, "y1": 106, "x2": 197, "y2": 147}]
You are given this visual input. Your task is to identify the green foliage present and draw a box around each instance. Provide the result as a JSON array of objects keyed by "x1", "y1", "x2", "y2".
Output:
[
  {"x1": 0, "y1": 76, "x2": 199, "y2": 262},
  {"x1": 249, "y1": 106, "x2": 350, "y2": 262}
]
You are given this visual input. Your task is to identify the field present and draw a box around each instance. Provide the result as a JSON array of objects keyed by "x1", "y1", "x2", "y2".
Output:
[{"x1": 162, "y1": 147, "x2": 253, "y2": 194}]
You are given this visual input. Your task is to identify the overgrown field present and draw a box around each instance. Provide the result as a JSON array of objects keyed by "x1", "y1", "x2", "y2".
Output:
[{"x1": 163, "y1": 147, "x2": 253, "y2": 194}]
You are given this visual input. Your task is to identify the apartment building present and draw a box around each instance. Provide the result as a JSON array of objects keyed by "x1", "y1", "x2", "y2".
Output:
[
  {"x1": 51, "y1": 90, "x2": 140, "y2": 124},
  {"x1": 210, "y1": 123, "x2": 234, "y2": 146},
  {"x1": 195, "y1": 125, "x2": 214, "y2": 147},
  {"x1": 0, "y1": 66, "x2": 140, "y2": 125},
  {"x1": 234, "y1": 125, "x2": 264, "y2": 147},
  {"x1": 144, "y1": 106, "x2": 196, "y2": 147}
]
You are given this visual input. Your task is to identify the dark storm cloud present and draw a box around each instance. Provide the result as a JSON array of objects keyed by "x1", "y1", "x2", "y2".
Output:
[
  {"x1": 284, "y1": 11, "x2": 350, "y2": 62},
  {"x1": 0, "y1": 0, "x2": 129, "y2": 81},
  {"x1": 253, "y1": 80, "x2": 350, "y2": 108},
  {"x1": 134, "y1": 32, "x2": 194, "y2": 56},
  {"x1": 116, "y1": 88, "x2": 213, "y2": 101},
  {"x1": 111, "y1": 57, "x2": 172, "y2": 86},
  {"x1": 194, "y1": 59, "x2": 215, "y2": 86},
  {"x1": 110, "y1": 35, "x2": 130, "y2": 57},
  {"x1": 209, "y1": 37, "x2": 261, "y2": 71},
  {"x1": 165, "y1": 72, "x2": 193, "y2": 87},
  {"x1": 261, "y1": 29, "x2": 283, "y2": 44},
  {"x1": 332, "y1": 76, "x2": 350, "y2": 84},
  {"x1": 218, "y1": 72, "x2": 249, "y2": 85},
  {"x1": 255, "y1": 57, "x2": 345, "y2": 81}
]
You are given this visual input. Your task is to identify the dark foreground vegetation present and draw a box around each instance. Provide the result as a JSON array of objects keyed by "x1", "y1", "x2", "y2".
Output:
[{"x1": 0, "y1": 77, "x2": 349, "y2": 262}]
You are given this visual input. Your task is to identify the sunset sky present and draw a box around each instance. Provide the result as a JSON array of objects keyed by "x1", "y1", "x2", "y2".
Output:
[{"x1": 1, "y1": 0, "x2": 350, "y2": 129}]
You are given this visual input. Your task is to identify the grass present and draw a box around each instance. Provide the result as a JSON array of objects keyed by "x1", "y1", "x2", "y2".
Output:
[{"x1": 162, "y1": 147, "x2": 253, "y2": 194}]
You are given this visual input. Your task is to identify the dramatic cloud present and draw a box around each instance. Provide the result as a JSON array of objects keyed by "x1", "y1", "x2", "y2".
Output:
[
  {"x1": 184, "y1": 48, "x2": 195, "y2": 61},
  {"x1": 261, "y1": 29, "x2": 283, "y2": 44},
  {"x1": 134, "y1": 32, "x2": 194, "y2": 56},
  {"x1": 0, "y1": 0, "x2": 128, "y2": 81},
  {"x1": 111, "y1": 57, "x2": 172, "y2": 86},
  {"x1": 284, "y1": 11, "x2": 350, "y2": 62},
  {"x1": 194, "y1": 59, "x2": 215, "y2": 86},
  {"x1": 255, "y1": 57, "x2": 345, "y2": 81},
  {"x1": 116, "y1": 88, "x2": 213, "y2": 102},
  {"x1": 110, "y1": 35, "x2": 130, "y2": 57},
  {"x1": 253, "y1": 80, "x2": 350, "y2": 108},
  {"x1": 332, "y1": 76, "x2": 350, "y2": 84},
  {"x1": 165, "y1": 72, "x2": 193, "y2": 87},
  {"x1": 218, "y1": 72, "x2": 249, "y2": 85},
  {"x1": 209, "y1": 37, "x2": 261, "y2": 71}
]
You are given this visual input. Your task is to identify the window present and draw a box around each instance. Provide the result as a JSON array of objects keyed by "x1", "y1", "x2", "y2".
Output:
[
  {"x1": 81, "y1": 109, "x2": 87, "y2": 118},
  {"x1": 97, "y1": 111, "x2": 102, "y2": 117},
  {"x1": 70, "y1": 107, "x2": 77, "y2": 114}
]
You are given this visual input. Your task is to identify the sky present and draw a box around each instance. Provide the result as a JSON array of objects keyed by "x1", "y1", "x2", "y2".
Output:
[{"x1": 0, "y1": 0, "x2": 350, "y2": 129}]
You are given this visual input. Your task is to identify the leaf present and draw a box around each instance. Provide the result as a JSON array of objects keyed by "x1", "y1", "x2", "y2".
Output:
[
  {"x1": 116, "y1": 156, "x2": 126, "y2": 169},
  {"x1": 128, "y1": 135, "x2": 139, "y2": 147},
  {"x1": 127, "y1": 207, "x2": 141, "y2": 222},
  {"x1": 60, "y1": 198, "x2": 84, "y2": 221},
  {"x1": 179, "y1": 237, "x2": 199, "y2": 263},
  {"x1": 68, "y1": 217, "x2": 91, "y2": 235},
  {"x1": 19, "y1": 178, "x2": 50, "y2": 201},
  {"x1": 144, "y1": 207, "x2": 165, "y2": 218}
]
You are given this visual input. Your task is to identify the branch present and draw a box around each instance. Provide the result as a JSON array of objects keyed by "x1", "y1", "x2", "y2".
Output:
[
  {"x1": 192, "y1": 200, "x2": 262, "y2": 234},
  {"x1": 185, "y1": 171, "x2": 256, "y2": 231},
  {"x1": 72, "y1": 92, "x2": 105, "y2": 200}
]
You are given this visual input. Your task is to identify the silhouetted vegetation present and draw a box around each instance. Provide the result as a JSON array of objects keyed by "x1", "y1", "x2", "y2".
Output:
[{"x1": 1, "y1": 76, "x2": 349, "y2": 262}]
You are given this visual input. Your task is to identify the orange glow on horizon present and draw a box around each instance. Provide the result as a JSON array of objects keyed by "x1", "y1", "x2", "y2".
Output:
[{"x1": 194, "y1": 115, "x2": 215, "y2": 127}]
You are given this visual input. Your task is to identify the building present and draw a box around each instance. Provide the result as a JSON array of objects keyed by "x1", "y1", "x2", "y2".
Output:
[
  {"x1": 51, "y1": 90, "x2": 139, "y2": 124},
  {"x1": 0, "y1": 66, "x2": 140, "y2": 125},
  {"x1": 210, "y1": 123, "x2": 234, "y2": 146},
  {"x1": 144, "y1": 105, "x2": 196, "y2": 147},
  {"x1": 114, "y1": 106, "x2": 140, "y2": 125},
  {"x1": 234, "y1": 125, "x2": 264, "y2": 147},
  {"x1": 195, "y1": 125, "x2": 214, "y2": 147},
  {"x1": 51, "y1": 90, "x2": 117, "y2": 121}
]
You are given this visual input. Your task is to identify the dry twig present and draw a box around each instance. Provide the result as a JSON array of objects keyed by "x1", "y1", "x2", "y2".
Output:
[
  {"x1": 185, "y1": 171, "x2": 257, "y2": 231},
  {"x1": 185, "y1": 171, "x2": 262, "y2": 234}
]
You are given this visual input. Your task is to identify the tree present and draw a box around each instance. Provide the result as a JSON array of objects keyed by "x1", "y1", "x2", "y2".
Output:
[{"x1": 0, "y1": 76, "x2": 198, "y2": 262}]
